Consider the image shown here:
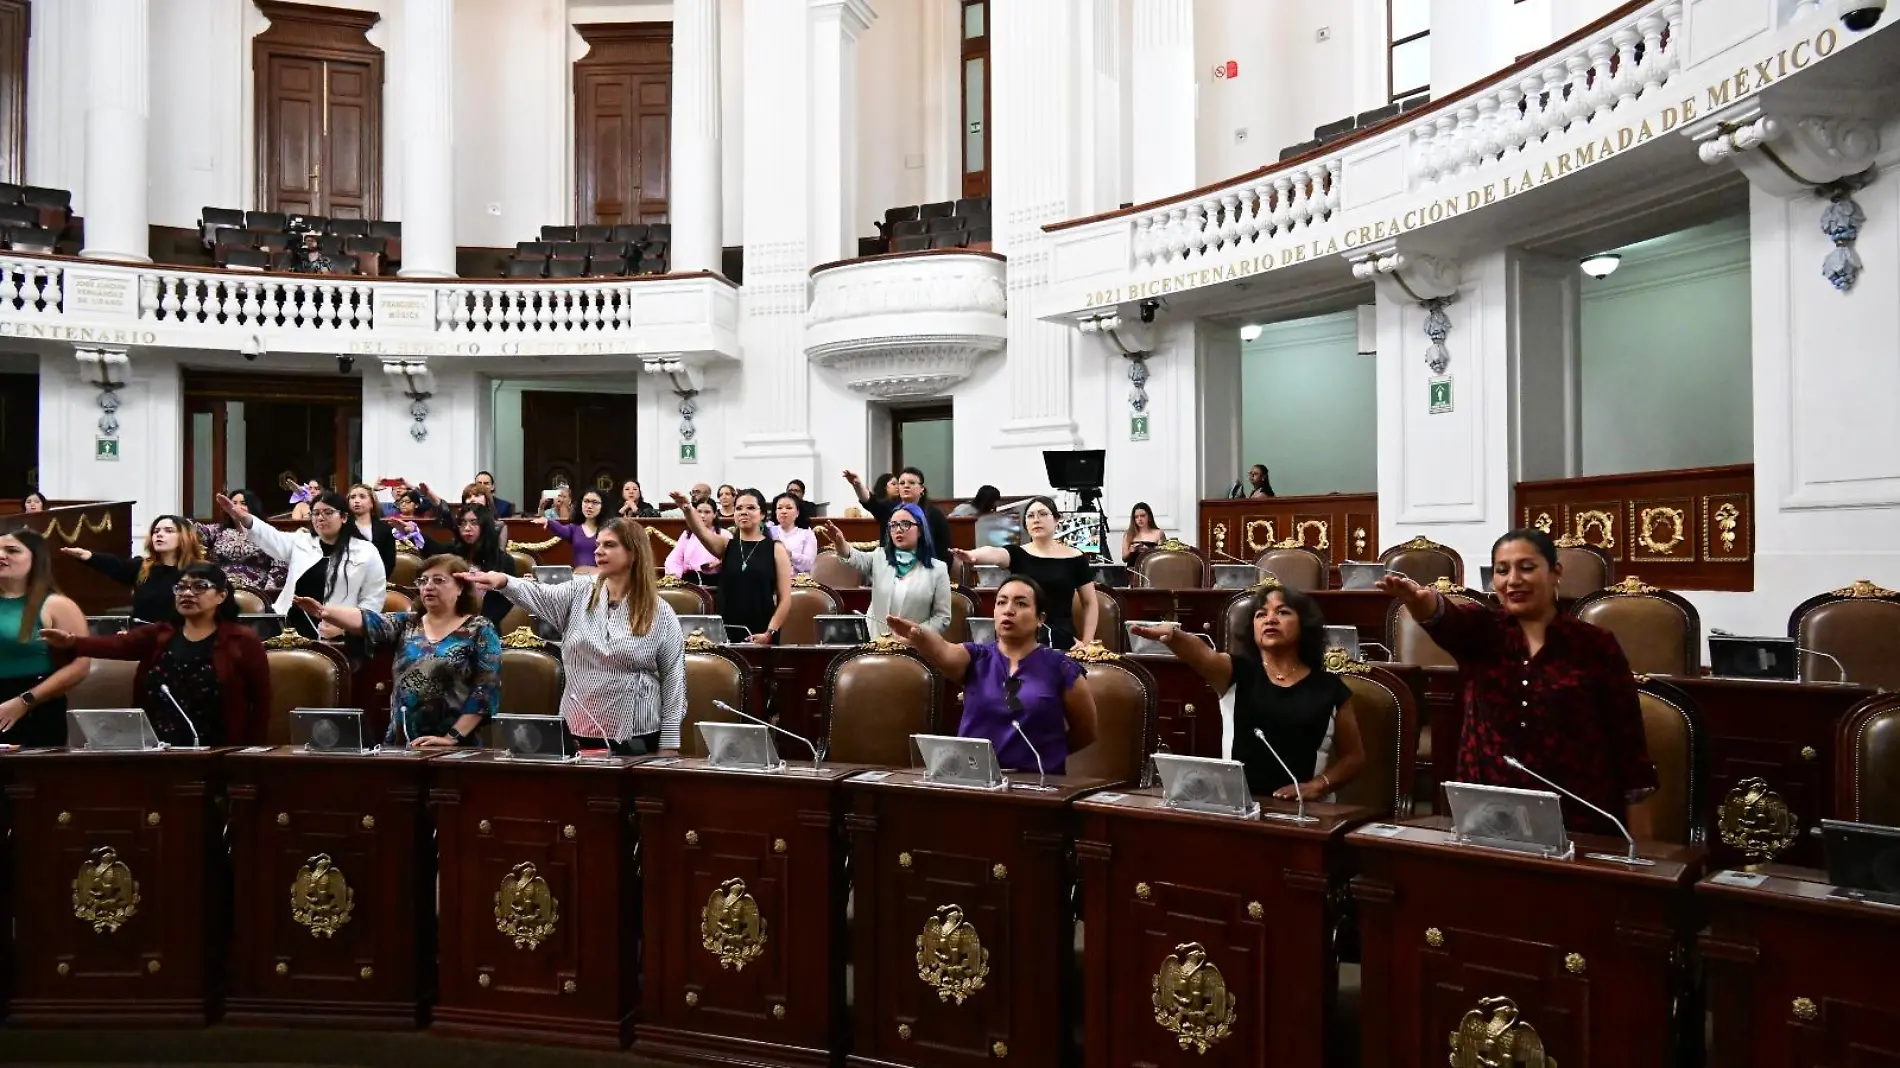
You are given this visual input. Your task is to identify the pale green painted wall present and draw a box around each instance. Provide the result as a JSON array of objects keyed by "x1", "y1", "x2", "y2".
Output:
[
  {"x1": 1240, "y1": 311, "x2": 1377, "y2": 496},
  {"x1": 900, "y1": 418, "x2": 955, "y2": 494}
]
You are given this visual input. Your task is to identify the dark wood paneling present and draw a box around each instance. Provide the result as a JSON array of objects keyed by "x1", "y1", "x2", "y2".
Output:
[
  {"x1": 0, "y1": 371, "x2": 37, "y2": 497},
  {"x1": 519, "y1": 390, "x2": 639, "y2": 503},
  {"x1": 1199, "y1": 493, "x2": 1381, "y2": 567},
  {"x1": 573, "y1": 23, "x2": 671, "y2": 227},
  {"x1": 253, "y1": 1, "x2": 384, "y2": 220},
  {"x1": 0, "y1": 0, "x2": 28, "y2": 185},
  {"x1": 0, "y1": 501, "x2": 136, "y2": 614},
  {"x1": 1515, "y1": 464, "x2": 1753, "y2": 591}
]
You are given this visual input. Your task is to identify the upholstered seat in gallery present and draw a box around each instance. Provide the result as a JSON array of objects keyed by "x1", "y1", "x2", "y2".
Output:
[
  {"x1": 780, "y1": 579, "x2": 844, "y2": 645},
  {"x1": 822, "y1": 644, "x2": 942, "y2": 765},
  {"x1": 1324, "y1": 653, "x2": 1419, "y2": 821},
  {"x1": 1062, "y1": 647, "x2": 1155, "y2": 784},
  {"x1": 1379, "y1": 535, "x2": 1464, "y2": 587},
  {"x1": 261, "y1": 634, "x2": 350, "y2": 744},
  {"x1": 497, "y1": 627, "x2": 565, "y2": 721},
  {"x1": 677, "y1": 635, "x2": 753, "y2": 758},
  {"x1": 1787, "y1": 579, "x2": 1900, "y2": 689},
  {"x1": 1135, "y1": 540, "x2": 1210, "y2": 589},
  {"x1": 1837, "y1": 692, "x2": 1900, "y2": 826},
  {"x1": 1554, "y1": 536, "x2": 1615, "y2": 599},
  {"x1": 1571, "y1": 576, "x2": 1701, "y2": 677},
  {"x1": 1255, "y1": 542, "x2": 1328, "y2": 592},
  {"x1": 1632, "y1": 676, "x2": 1707, "y2": 846}
]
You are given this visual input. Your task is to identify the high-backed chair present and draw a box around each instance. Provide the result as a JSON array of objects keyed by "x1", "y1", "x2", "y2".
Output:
[
  {"x1": 946, "y1": 587, "x2": 977, "y2": 644},
  {"x1": 497, "y1": 627, "x2": 565, "y2": 719},
  {"x1": 656, "y1": 576, "x2": 715, "y2": 617},
  {"x1": 1222, "y1": 580, "x2": 1283, "y2": 658},
  {"x1": 1379, "y1": 535, "x2": 1463, "y2": 587},
  {"x1": 1382, "y1": 579, "x2": 1488, "y2": 668},
  {"x1": 677, "y1": 634, "x2": 753, "y2": 759},
  {"x1": 66, "y1": 658, "x2": 140, "y2": 713},
  {"x1": 780, "y1": 578, "x2": 843, "y2": 645},
  {"x1": 496, "y1": 603, "x2": 533, "y2": 638},
  {"x1": 810, "y1": 549, "x2": 864, "y2": 590},
  {"x1": 382, "y1": 589, "x2": 413, "y2": 614},
  {"x1": 508, "y1": 549, "x2": 537, "y2": 577},
  {"x1": 389, "y1": 551, "x2": 422, "y2": 588},
  {"x1": 1631, "y1": 676, "x2": 1706, "y2": 846},
  {"x1": 1788, "y1": 579, "x2": 1900, "y2": 689},
  {"x1": 1063, "y1": 648, "x2": 1155, "y2": 783},
  {"x1": 233, "y1": 589, "x2": 268, "y2": 614},
  {"x1": 1323, "y1": 652, "x2": 1419, "y2": 820},
  {"x1": 1134, "y1": 539, "x2": 1210, "y2": 590},
  {"x1": 1836, "y1": 692, "x2": 1900, "y2": 827},
  {"x1": 1571, "y1": 576, "x2": 1701, "y2": 677},
  {"x1": 1553, "y1": 536, "x2": 1614, "y2": 599},
  {"x1": 261, "y1": 633, "x2": 351, "y2": 745},
  {"x1": 1082, "y1": 583, "x2": 1127, "y2": 653},
  {"x1": 823, "y1": 643, "x2": 942, "y2": 765},
  {"x1": 1255, "y1": 542, "x2": 1328, "y2": 592}
]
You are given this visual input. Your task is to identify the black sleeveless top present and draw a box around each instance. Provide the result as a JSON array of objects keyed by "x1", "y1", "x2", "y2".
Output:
[
  {"x1": 1229, "y1": 658, "x2": 1351, "y2": 794},
  {"x1": 716, "y1": 535, "x2": 779, "y2": 637}
]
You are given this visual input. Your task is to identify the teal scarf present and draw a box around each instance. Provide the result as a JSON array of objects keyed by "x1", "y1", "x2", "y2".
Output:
[{"x1": 891, "y1": 550, "x2": 919, "y2": 578}]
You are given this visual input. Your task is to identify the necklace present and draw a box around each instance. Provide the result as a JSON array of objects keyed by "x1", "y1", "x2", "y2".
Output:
[
  {"x1": 1265, "y1": 658, "x2": 1304, "y2": 684},
  {"x1": 735, "y1": 536, "x2": 763, "y2": 572}
]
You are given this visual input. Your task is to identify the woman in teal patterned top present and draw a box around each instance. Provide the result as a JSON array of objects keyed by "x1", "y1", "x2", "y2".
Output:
[{"x1": 295, "y1": 554, "x2": 501, "y2": 747}]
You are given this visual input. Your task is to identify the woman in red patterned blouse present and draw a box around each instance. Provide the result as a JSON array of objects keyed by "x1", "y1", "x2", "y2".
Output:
[{"x1": 1378, "y1": 529, "x2": 1658, "y2": 839}]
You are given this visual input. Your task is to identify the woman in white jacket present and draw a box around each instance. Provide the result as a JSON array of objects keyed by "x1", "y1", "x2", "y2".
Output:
[{"x1": 215, "y1": 491, "x2": 387, "y2": 637}]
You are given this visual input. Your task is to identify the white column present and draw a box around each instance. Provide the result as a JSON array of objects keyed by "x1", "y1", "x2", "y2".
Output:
[
  {"x1": 670, "y1": 0, "x2": 724, "y2": 274},
  {"x1": 1130, "y1": 0, "x2": 1194, "y2": 203},
  {"x1": 808, "y1": 0, "x2": 876, "y2": 265},
  {"x1": 79, "y1": 0, "x2": 150, "y2": 263},
  {"x1": 398, "y1": 0, "x2": 456, "y2": 278}
]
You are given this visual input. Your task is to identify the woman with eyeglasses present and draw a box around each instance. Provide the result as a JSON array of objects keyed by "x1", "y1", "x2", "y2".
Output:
[
  {"x1": 0, "y1": 530, "x2": 91, "y2": 748},
  {"x1": 534, "y1": 488, "x2": 607, "y2": 571},
  {"x1": 60, "y1": 514, "x2": 207, "y2": 625},
  {"x1": 41, "y1": 563, "x2": 272, "y2": 747},
  {"x1": 198, "y1": 488, "x2": 289, "y2": 597},
  {"x1": 770, "y1": 492, "x2": 817, "y2": 575},
  {"x1": 887, "y1": 575, "x2": 1097, "y2": 774},
  {"x1": 954, "y1": 495, "x2": 1098, "y2": 651},
  {"x1": 842, "y1": 467, "x2": 952, "y2": 563},
  {"x1": 216, "y1": 490, "x2": 387, "y2": 639},
  {"x1": 408, "y1": 503, "x2": 518, "y2": 626},
  {"x1": 670, "y1": 488, "x2": 791, "y2": 645},
  {"x1": 820, "y1": 508, "x2": 951, "y2": 638},
  {"x1": 296, "y1": 555, "x2": 501, "y2": 748}
]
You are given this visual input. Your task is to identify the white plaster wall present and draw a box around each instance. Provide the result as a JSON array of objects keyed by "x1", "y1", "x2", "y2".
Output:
[
  {"x1": 855, "y1": 0, "x2": 940, "y2": 236},
  {"x1": 148, "y1": 0, "x2": 248, "y2": 228},
  {"x1": 1100, "y1": 318, "x2": 1209, "y2": 546},
  {"x1": 35, "y1": 349, "x2": 184, "y2": 539},
  {"x1": 454, "y1": 0, "x2": 567, "y2": 248},
  {"x1": 360, "y1": 366, "x2": 483, "y2": 503},
  {"x1": 1242, "y1": 312, "x2": 1378, "y2": 497},
  {"x1": 1194, "y1": 0, "x2": 1361, "y2": 184}
]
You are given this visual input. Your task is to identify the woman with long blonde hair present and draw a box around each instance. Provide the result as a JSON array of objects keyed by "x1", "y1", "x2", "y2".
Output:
[
  {"x1": 61, "y1": 514, "x2": 206, "y2": 624},
  {"x1": 465, "y1": 517, "x2": 684, "y2": 755},
  {"x1": 0, "y1": 530, "x2": 91, "y2": 747}
]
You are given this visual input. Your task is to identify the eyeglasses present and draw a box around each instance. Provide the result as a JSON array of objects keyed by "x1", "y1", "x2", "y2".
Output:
[
  {"x1": 888, "y1": 521, "x2": 919, "y2": 531},
  {"x1": 173, "y1": 581, "x2": 221, "y2": 594},
  {"x1": 310, "y1": 508, "x2": 341, "y2": 519},
  {"x1": 415, "y1": 575, "x2": 461, "y2": 589}
]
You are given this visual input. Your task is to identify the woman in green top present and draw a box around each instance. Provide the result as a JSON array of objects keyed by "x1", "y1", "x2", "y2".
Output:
[{"x1": 0, "y1": 530, "x2": 92, "y2": 748}]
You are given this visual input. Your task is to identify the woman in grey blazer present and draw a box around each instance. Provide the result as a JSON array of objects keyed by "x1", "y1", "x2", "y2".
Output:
[{"x1": 820, "y1": 506, "x2": 951, "y2": 638}]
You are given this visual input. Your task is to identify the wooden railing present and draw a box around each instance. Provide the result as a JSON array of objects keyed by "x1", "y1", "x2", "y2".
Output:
[
  {"x1": 1514, "y1": 464, "x2": 1753, "y2": 591},
  {"x1": 1197, "y1": 493, "x2": 1380, "y2": 566}
]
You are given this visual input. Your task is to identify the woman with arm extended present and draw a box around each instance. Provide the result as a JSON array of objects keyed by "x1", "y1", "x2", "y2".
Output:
[
  {"x1": 411, "y1": 504, "x2": 518, "y2": 626},
  {"x1": 297, "y1": 554, "x2": 500, "y2": 748},
  {"x1": 820, "y1": 508, "x2": 951, "y2": 637},
  {"x1": 672, "y1": 488, "x2": 792, "y2": 645},
  {"x1": 1130, "y1": 585, "x2": 1364, "y2": 802},
  {"x1": 0, "y1": 530, "x2": 93, "y2": 747},
  {"x1": 216, "y1": 490, "x2": 387, "y2": 638},
  {"x1": 664, "y1": 499, "x2": 724, "y2": 584},
  {"x1": 534, "y1": 488, "x2": 607, "y2": 571},
  {"x1": 955, "y1": 495, "x2": 1099, "y2": 650},
  {"x1": 60, "y1": 514, "x2": 206, "y2": 624},
  {"x1": 464, "y1": 519, "x2": 685, "y2": 755},
  {"x1": 198, "y1": 488, "x2": 289, "y2": 596}
]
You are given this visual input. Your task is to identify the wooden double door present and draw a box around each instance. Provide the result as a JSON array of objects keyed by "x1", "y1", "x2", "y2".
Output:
[
  {"x1": 520, "y1": 390, "x2": 639, "y2": 503},
  {"x1": 254, "y1": 1, "x2": 383, "y2": 220},
  {"x1": 574, "y1": 22, "x2": 671, "y2": 227},
  {"x1": 182, "y1": 371, "x2": 362, "y2": 521}
]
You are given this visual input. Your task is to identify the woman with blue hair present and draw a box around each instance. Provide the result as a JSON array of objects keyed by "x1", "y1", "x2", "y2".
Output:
[{"x1": 820, "y1": 505, "x2": 951, "y2": 637}]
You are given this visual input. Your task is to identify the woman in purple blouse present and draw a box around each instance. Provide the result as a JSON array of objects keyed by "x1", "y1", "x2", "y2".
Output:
[
  {"x1": 534, "y1": 488, "x2": 607, "y2": 570},
  {"x1": 886, "y1": 574, "x2": 1098, "y2": 774}
]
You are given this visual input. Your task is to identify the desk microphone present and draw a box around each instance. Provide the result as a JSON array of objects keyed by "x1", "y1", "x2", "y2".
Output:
[
  {"x1": 1010, "y1": 720, "x2": 1053, "y2": 792},
  {"x1": 1795, "y1": 646, "x2": 1848, "y2": 684},
  {"x1": 713, "y1": 700, "x2": 824, "y2": 772},
  {"x1": 1252, "y1": 728, "x2": 1318, "y2": 824},
  {"x1": 157, "y1": 684, "x2": 204, "y2": 749},
  {"x1": 1503, "y1": 754, "x2": 1654, "y2": 866}
]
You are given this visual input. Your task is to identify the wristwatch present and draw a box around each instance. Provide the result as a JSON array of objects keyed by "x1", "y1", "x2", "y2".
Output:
[
  {"x1": 444, "y1": 726, "x2": 466, "y2": 744},
  {"x1": 18, "y1": 690, "x2": 39, "y2": 709}
]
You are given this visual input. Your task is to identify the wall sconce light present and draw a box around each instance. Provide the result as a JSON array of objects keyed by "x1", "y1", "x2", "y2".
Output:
[
  {"x1": 1239, "y1": 324, "x2": 1263, "y2": 342},
  {"x1": 75, "y1": 348, "x2": 130, "y2": 439},
  {"x1": 1580, "y1": 253, "x2": 1622, "y2": 279},
  {"x1": 382, "y1": 360, "x2": 434, "y2": 442}
]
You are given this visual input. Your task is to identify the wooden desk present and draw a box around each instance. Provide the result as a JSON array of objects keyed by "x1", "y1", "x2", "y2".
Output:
[
  {"x1": 844, "y1": 770, "x2": 1109, "y2": 1068},
  {"x1": 1074, "y1": 789, "x2": 1376, "y2": 1067},
  {"x1": 1127, "y1": 654, "x2": 1223, "y2": 758},
  {"x1": 1700, "y1": 866, "x2": 1900, "y2": 1065},
  {"x1": 1350, "y1": 818, "x2": 1703, "y2": 1068},
  {"x1": 430, "y1": 751, "x2": 645, "y2": 1049},
  {"x1": 225, "y1": 746, "x2": 437, "y2": 1028},
  {"x1": 632, "y1": 758, "x2": 860, "y2": 1067},
  {"x1": 2, "y1": 749, "x2": 226, "y2": 1026}
]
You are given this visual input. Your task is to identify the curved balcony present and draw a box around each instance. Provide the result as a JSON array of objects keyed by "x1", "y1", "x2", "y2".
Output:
[
  {"x1": 804, "y1": 249, "x2": 1007, "y2": 398},
  {"x1": 0, "y1": 252, "x2": 741, "y2": 363},
  {"x1": 1039, "y1": 0, "x2": 1881, "y2": 320}
]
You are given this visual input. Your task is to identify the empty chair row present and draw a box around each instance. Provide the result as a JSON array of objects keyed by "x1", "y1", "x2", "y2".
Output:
[
  {"x1": 0, "y1": 226, "x2": 58, "y2": 254},
  {"x1": 881, "y1": 196, "x2": 990, "y2": 230},
  {"x1": 199, "y1": 207, "x2": 401, "y2": 246},
  {"x1": 890, "y1": 227, "x2": 990, "y2": 253},
  {"x1": 515, "y1": 239, "x2": 668, "y2": 260},
  {"x1": 1279, "y1": 93, "x2": 1431, "y2": 161},
  {"x1": 540, "y1": 223, "x2": 671, "y2": 244},
  {"x1": 504, "y1": 254, "x2": 670, "y2": 279}
]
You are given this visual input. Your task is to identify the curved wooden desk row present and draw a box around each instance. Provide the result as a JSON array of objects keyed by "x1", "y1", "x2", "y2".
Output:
[{"x1": 4, "y1": 747, "x2": 1895, "y2": 1067}]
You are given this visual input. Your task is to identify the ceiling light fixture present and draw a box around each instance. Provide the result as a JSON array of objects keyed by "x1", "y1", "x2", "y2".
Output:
[
  {"x1": 1239, "y1": 323, "x2": 1263, "y2": 342},
  {"x1": 1580, "y1": 253, "x2": 1622, "y2": 279}
]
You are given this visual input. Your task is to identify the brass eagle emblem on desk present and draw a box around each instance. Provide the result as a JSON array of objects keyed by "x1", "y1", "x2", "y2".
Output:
[
  {"x1": 1449, "y1": 996, "x2": 1554, "y2": 1067},
  {"x1": 916, "y1": 904, "x2": 989, "y2": 1004},
  {"x1": 495, "y1": 861, "x2": 559, "y2": 950},
  {"x1": 290, "y1": 853, "x2": 355, "y2": 938},
  {"x1": 72, "y1": 845, "x2": 141, "y2": 934},
  {"x1": 1152, "y1": 942, "x2": 1234, "y2": 1053},
  {"x1": 701, "y1": 878, "x2": 767, "y2": 971}
]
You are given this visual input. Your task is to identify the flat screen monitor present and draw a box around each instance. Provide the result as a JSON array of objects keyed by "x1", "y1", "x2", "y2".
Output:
[
  {"x1": 1043, "y1": 449, "x2": 1105, "y2": 490},
  {"x1": 814, "y1": 614, "x2": 870, "y2": 647},
  {"x1": 1444, "y1": 781, "x2": 1573, "y2": 859},
  {"x1": 1708, "y1": 636, "x2": 1799, "y2": 681},
  {"x1": 1822, "y1": 818, "x2": 1900, "y2": 905}
]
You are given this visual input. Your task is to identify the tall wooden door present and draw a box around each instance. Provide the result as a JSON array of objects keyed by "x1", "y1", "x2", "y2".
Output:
[
  {"x1": 182, "y1": 371, "x2": 363, "y2": 520},
  {"x1": 0, "y1": 371, "x2": 37, "y2": 497},
  {"x1": 573, "y1": 23, "x2": 672, "y2": 226},
  {"x1": 520, "y1": 391, "x2": 640, "y2": 501},
  {"x1": 254, "y1": 1, "x2": 383, "y2": 219}
]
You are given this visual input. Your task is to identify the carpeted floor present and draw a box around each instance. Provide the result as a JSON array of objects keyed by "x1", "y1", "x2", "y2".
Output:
[{"x1": 0, "y1": 1027, "x2": 695, "y2": 1068}]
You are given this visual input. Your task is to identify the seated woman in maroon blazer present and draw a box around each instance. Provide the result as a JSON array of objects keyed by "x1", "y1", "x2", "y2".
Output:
[{"x1": 42, "y1": 562, "x2": 273, "y2": 746}]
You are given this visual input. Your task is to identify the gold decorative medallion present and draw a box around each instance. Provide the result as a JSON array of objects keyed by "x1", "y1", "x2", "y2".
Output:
[
  {"x1": 360, "y1": 815, "x2": 376, "y2": 830},
  {"x1": 495, "y1": 861, "x2": 559, "y2": 950},
  {"x1": 898, "y1": 1023, "x2": 913, "y2": 1040},
  {"x1": 862, "y1": 633, "x2": 909, "y2": 653},
  {"x1": 1211, "y1": 522, "x2": 1228, "y2": 557},
  {"x1": 1400, "y1": 535, "x2": 1438, "y2": 550},
  {"x1": 1293, "y1": 519, "x2": 1330, "y2": 549},
  {"x1": 1533, "y1": 512, "x2": 1553, "y2": 535},
  {"x1": 1719, "y1": 778, "x2": 1799, "y2": 865},
  {"x1": 898, "y1": 851, "x2": 913, "y2": 868},
  {"x1": 506, "y1": 537, "x2": 561, "y2": 553},
  {"x1": 56, "y1": 810, "x2": 71, "y2": 826},
  {"x1": 1152, "y1": 942, "x2": 1235, "y2": 1054},
  {"x1": 1244, "y1": 519, "x2": 1275, "y2": 553},
  {"x1": 72, "y1": 846, "x2": 141, "y2": 934},
  {"x1": 1831, "y1": 578, "x2": 1897, "y2": 599},
  {"x1": 1713, "y1": 502, "x2": 1741, "y2": 552},
  {"x1": 1323, "y1": 646, "x2": 1373, "y2": 675},
  {"x1": 684, "y1": 629, "x2": 719, "y2": 651},
  {"x1": 290, "y1": 853, "x2": 355, "y2": 938},
  {"x1": 275, "y1": 961, "x2": 289, "y2": 976},
  {"x1": 478, "y1": 972, "x2": 492, "y2": 987},
  {"x1": 1067, "y1": 641, "x2": 1121, "y2": 663},
  {"x1": 916, "y1": 904, "x2": 990, "y2": 1004},
  {"x1": 991, "y1": 864, "x2": 1008, "y2": 881},
  {"x1": 685, "y1": 830, "x2": 700, "y2": 846},
  {"x1": 1135, "y1": 882, "x2": 1152, "y2": 900},
  {"x1": 685, "y1": 990, "x2": 700, "y2": 1007},
  {"x1": 657, "y1": 572, "x2": 686, "y2": 587},
  {"x1": 1792, "y1": 996, "x2": 1818, "y2": 1021},
  {"x1": 1637, "y1": 506, "x2": 1687, "y2": 556},
  {"x1": 1247, "y1": 575, "x2": 1285, "y2": 595},
  {"x1": 1156, "y1": 537, "x2": 1192, "y2": 553},
  {"x1": 1564, "y1": 952, "x2": 1585, "y2": 975},
  {"x1": 360, "y1": 966, "x2": 374, "y2": 980},
  {"x1": 701, "y1": 878, "x2": 768, "y2": 971},
  {"x1": 991, "y1": 1040, "x2": 1009, "y2": 1059},
  {"x1": 1450, "y1": 996, "x2": 1553, "y2": 1067},
  {"x1": 500, "y1": 626, "x2": 549, "y2": 649},
  {"x1": 771, "y1": 1003, "x2": 786, "y2": 1020},
  {"x1": 562, "y1": 978, "x2": 576, "y2": 993},
  {"x1": 262, "y1": 630, "x2": 320, "y2": 650},
  {"x1": 1353, "y1": 526, "x2": 1368, "y2": 556},
  {"x1": 1608, "y1": 575, "x2": 1659, "y2": 595},
  {"x1": 1247, "y1": 901, "x2": 1263, "y2": 920},
  {"x1": 1571, "y1": 511, "x2": 1615, "y2": 552},
  {"x1": 1425, "y1": 927, "x2": 1445, "y2": 948}
]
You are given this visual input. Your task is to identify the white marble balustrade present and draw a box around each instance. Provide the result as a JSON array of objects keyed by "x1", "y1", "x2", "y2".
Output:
[
  {"x1": 1130, "y1": 157, "x2": 1344, "y2": 270},
  {"x1": 141, "y1": 272, "x2": 377, "y2": 330},
  {"x1": 0, "y1": 256, "x2": 65, "y2": 315},
  {"x1": 437, "y1": 284, "x2": 649, "y2": 334}
]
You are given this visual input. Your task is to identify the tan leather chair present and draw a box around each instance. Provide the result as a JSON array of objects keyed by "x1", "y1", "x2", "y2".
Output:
[
  {"x1": 678, "y1": 639, "x2": 752, "y2": 759},
  {"x1": 946, "y1": 587, "x2": 976, "y2": 644},
  {"x1": 497, "y1": 603, "x2": 534, "y2": 638},
  {"x1": 1255, "y1": 543, "x2": 1328, "y2": 592},
  {"x1": 262, "y1": 635, "x2": 350, "y2": 745},
  {"x1": 1837, "y1": 693, "x2": 1900, "y2": 827},
  {"x1": 1379, "y1": 535, "x2": 1464, "y2": 587},
  {"x1": 657, "y1": 579, "x2": 714, "y2": 617},
  {"x1": 780, "y1": 580, "x2": 843, "y2": 646},
  {"x1": 508, "y1": 550, "x2": 537, "y2": 577},
  {"x1": 1079, "y1": 583, "x2": 1126, "y2": 653},
  {"x1": 1631, "y1": 677, "x2": 1706, "y2": 846},
  {"x1": 497, "y1": 629, "x2": 565, "y2": 719},
  {"x1": 1788, "y1": 580, "x2": 1900, "y2": 689},
  {"x1": 1571, "y1": 576, "x2": 1700, "y2": 677},
  {"x1": 233, "y1": 589, "x2": 269, "y2": 615},
  {"x1": 810, "y1": 550, "x2": 864, "y2": 590},
  {"x1": 1326, "y1": 655, "x2": 1419, "y2": 820},
  {"x1": 389, "y1": 551, "x2": 422, "y2": 588},
  {"x1": 1554, "y1": 537, "x2": 1614, "y2": 599},
  {"x1": 1135, "y1": 540, "x2": 1210, "y2": 590},
  {"x1": 66, "y1": 658, "x2": 140, "y2": 712},
  {"x1": 1382, "y1": 581, "x2": 1488, "y2": 668},
  {"x1": 823, "y1": 646, "x2": 942, "y2": 765},
  {"x1": 1064, "y1": 650, "x2": 1155, "y2": 784},
  {"x1": 383, "y1": 589, "x2": 413, "y2": 614}
]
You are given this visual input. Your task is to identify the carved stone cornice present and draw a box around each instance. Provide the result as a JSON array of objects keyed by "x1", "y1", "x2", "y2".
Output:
[
  {"x1": 1685, "y1": 99, "x2": 1881, "y2": 198},
  {"x1": 805, "y1": 251, "x2": 1007, "y2": 398},
  {"x1": 1344, "y1": 241, "x2": 1462, "y2": 305}
]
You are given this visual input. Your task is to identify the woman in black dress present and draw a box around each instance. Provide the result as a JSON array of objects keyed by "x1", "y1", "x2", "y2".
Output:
[
  {"x1": 1131, "y1": 586, "x2": 1364, "y2": 801},
  {"x1": 411, "y1": 503, "x2": 517, "y2": 626},
  {"x1": 60, "y1": 514, "x2": 206, "y2": 624},
  {"x1": 954, "y1": 496, "x2": 1099, "y2": 650},
  {"x1": 671, "y1": 488, "x2": 791, "y2": 644}
]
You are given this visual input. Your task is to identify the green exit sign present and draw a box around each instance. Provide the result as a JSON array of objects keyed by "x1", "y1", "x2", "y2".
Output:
[
  {"x1": 679, "y1": 442, "x2": 698, "y2": 464},
  {"x1": 95, "y1": 437, "x2": 120, "y2": 461}
]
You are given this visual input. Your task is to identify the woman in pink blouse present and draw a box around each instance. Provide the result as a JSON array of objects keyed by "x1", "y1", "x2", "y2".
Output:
[{"x1": 665, "y1": 499, "x2": 724, "y2": 583}]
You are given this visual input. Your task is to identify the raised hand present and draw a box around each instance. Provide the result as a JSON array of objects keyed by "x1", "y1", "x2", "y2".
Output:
[
  {"x1": 822, "y1": 521, "x2": 850, "y2": 548},
  {"x1": 38, "y1": 628, "x2": 77, "y2": 649},
  {"x1": 1127, "y1": 622, "x2": 1175, "y2": 642},
  {"x1": 667, "y1": 490, "x2": 691, "y2": 510},
  {"x1": 951, "y1": 547, "x2": 974, "y2": 566},
  {"x1": 213, "y1": 493, "x2": 244, "y2": 522},
  {"x1": 461, "y1": 569, "x2": 510, "y2": 592},
  {"x1": 883, "y1": 614, "x2": 919, "y2": 644},
  {"x1": 842, "y1": 469, "x2": 863, "y2": 487},
  {"x1": 289, "y1": 595, "x2": 327, "y2": 621},
  {"x1": 58, "y1": 546, "x2": 93, "y2": 562}
]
